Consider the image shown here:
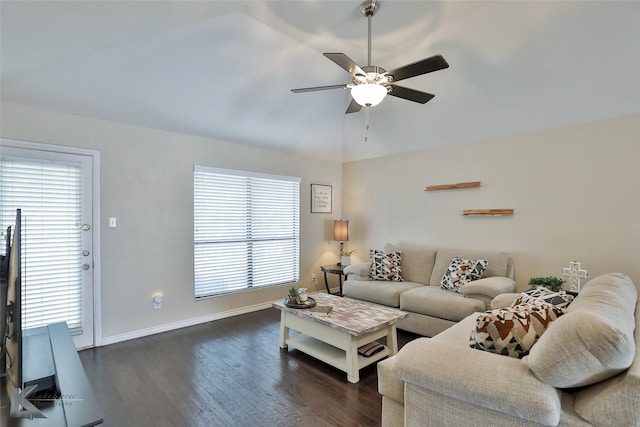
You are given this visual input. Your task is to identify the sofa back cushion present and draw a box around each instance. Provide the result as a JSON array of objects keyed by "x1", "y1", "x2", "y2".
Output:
[
  {"x1": 572, "y1": 295, "x2": 640, "y2": 426},
  {"x1": 430, "y1": 249, "x2": 510, "y2": 286},
  {"x1": 524, "y1": 273, "x2": 637, "y2": 388},
  {"x1": 385, "y1": 243, "x2": 436, "y2": 285}
]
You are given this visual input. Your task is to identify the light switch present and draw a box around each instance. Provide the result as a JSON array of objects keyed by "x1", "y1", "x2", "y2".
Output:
[{"x1": 109, "y1": 217, "x2": 117, "y2": 228}]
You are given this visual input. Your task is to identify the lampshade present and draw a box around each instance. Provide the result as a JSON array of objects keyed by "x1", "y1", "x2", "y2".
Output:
[
  {"x1": 333, "y1": 220, "x2": 349, "y2": 242},
  {"x1": 350, "y1": 83, "x2": 387, "y2": 107}
]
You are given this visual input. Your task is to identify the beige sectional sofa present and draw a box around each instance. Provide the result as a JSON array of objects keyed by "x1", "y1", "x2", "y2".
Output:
[
  {"x1": 342, "y1": 243, "x2": 516, "y2": 336},
  {"x1": 378, "y1": 272, "x2": 639, "y2": 426}
]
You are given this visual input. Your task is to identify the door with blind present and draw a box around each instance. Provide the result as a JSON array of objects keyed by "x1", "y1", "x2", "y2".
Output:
[{"x1": 0, "y1": 141, "x2": 97, "y2": 349}]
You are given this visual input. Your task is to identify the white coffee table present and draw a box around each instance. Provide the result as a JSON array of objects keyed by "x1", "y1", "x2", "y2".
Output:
[{"x1": 272, "y1": 293, "x2": 408, "y2": 383}]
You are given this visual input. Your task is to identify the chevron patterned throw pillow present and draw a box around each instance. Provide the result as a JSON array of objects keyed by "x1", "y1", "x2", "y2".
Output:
[
  {"x1": 470, "y1": 300, "x2": 566, "y2": 358},
  {"x1": 440, "y1": 257, "x2": 488, "y2": 293},
  {"x1": 368, "y1": 249, "x2": 404, "y2": 282}
]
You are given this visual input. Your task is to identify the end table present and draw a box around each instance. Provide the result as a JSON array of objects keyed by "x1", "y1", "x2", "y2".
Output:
[{"x1": 320, "y1": 264, "x2": 347, "y2": 296}]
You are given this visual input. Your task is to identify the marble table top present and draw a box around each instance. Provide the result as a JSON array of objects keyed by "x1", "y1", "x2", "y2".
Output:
[{"x1": 272, "y1": 293, "x2": 408, "y2": 336}]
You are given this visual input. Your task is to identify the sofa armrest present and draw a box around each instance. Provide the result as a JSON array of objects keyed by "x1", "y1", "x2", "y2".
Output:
[
  {"x1": 393, "y1": 338, "x2": 562, "y2": 426},
  {"x1": 343, "y1": 262, "x2": 371, "y2": 281},
  {"x1": 462, "y1": 276, "x2": 515, "y2": 299},
  {"x1": 491, "y1": 292, "x2": 521, "y2": 309}
]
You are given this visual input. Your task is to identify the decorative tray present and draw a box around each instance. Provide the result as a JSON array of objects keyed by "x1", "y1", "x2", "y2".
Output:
[{"x1": 284, "y1": 296, "x2": 316, "y2": 309}]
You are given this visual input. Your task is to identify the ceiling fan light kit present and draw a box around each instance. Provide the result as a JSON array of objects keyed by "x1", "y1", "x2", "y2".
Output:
[
  {"x1": 291, "y1": 0, "x2": 449, "y2": 115},
  {"x1": 350, "y1": 83, "x2": 387, "y2": 106}
]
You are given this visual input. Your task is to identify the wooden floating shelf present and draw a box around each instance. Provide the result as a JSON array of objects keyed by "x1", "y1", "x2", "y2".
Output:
[
  {"x1": 463, "y1": 209, "x2": 514, "y2": 216},
  {"x1": 425, "y1": 181, "x2": 481, "y2": 191}
]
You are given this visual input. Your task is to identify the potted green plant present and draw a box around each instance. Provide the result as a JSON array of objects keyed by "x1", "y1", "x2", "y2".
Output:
[
  {"x1": 341, "y1": 249, "x2": 357, "y2": 267},
  {"x1": 528, "y1": 276, "x2": 565, "y2": 292},
  {"x1": 288, "y1": 286, "x2": 300, "y2": 304}
]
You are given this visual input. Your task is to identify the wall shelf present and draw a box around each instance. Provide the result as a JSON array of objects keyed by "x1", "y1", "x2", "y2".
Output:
[
  {"x1": 463, "y1": 209, "x2": 514, "y2": 216},
  {"x1": 425, "y1": 181, "x2": 481, "y2": 191}
]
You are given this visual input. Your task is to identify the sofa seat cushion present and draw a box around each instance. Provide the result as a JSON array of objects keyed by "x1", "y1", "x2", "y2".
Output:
[
  {"x1": 342, "y1": 280, "x2": 423, "y2": 307},
  {"x1": 400, "y1": 286, "x2": 486, "y2": 322},
  {"x1": 524, "y1": 273, "x2": 637, "y2": 388}
]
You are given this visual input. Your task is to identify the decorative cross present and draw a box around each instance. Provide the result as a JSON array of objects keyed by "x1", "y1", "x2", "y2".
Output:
[{"x1": 562, "y1": 261, "x2": 588, "y2": 292}]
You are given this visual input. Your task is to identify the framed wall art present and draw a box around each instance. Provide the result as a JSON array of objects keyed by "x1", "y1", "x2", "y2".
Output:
[{"x1": 311, "y1": 184, "x2": 332, "y2": 213}]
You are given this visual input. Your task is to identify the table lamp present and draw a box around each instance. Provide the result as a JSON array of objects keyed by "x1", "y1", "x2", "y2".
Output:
[{"x1": 333, "y1": 219, "x2": 349, "y2": 263}]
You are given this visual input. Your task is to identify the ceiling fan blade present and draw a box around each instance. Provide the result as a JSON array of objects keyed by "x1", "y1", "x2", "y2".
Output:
[
  {"x1": 323, "y1": 53, "x2": 366, "y2": 77},
  {"x1": 385, "y1": 54, "x2": 449, "y2": 83},
  {"x1": 345, "y1": 99, "x2": 362, "y2": 114},
  {"x1": 291, "y1": 84, "x2": 347, "y2": 93},
  {"x1": 387, "y1": 85, "x2": 435, "y2": 104}
]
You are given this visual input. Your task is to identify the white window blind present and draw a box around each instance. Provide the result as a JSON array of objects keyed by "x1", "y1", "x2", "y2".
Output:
[
  {"x1": 0, "y1": 157, "x2": 83, "y2": 331},
  {"x1": 194, "y1": 166, "x2": 301, "y2": 298}
]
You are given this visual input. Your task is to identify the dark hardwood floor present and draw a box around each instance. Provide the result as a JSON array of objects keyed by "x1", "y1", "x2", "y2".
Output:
[{"x1": 79, "y1": 308, "x2": 419, "y2": 427}]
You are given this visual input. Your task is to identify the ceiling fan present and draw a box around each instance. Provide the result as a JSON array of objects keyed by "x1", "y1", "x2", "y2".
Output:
[{"x1": 291, "y1": 0, "x2": 449, "y2": 114}]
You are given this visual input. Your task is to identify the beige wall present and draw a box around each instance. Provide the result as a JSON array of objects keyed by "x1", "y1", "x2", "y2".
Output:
[
  {"x1": 2, "y1": 100, "x2": 638, "y2": 344},
  {"x1": 343, "y1": 114, "x2": 640, "y2": 291},
  {"x1": 1, "y1": 101, "x2": 343, "y2": 343}
]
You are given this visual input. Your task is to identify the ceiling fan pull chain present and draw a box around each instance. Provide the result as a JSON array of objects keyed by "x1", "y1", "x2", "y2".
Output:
[{"x1": 365, "y1": 105, "x2": 371, "y2": 142}]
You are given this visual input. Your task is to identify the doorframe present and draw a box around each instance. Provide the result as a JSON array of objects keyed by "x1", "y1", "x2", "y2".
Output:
[{"x1": 0, "y1": 138, "x2": 103, "y2": 347}]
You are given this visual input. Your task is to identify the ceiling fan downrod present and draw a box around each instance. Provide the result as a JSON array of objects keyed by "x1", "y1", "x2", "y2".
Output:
[
  {"x1": 360, "y1": 0, "x2": 380, "y2": 67},
  {"x1": 361, "y1": 0, "x2": 380, "y2": 143}
]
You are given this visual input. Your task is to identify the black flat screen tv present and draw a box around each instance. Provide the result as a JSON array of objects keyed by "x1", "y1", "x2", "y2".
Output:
[{"x1": 4, "y1": 209, "x2": 23, "y2": 402}]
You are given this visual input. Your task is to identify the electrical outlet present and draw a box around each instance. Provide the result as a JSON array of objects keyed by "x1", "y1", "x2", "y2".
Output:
[{"x1": 153, "y1": 294, "x2": 164, "y2": 309}]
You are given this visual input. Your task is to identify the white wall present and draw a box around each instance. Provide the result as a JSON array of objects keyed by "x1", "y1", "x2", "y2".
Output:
[
  {"x1": 343, "y1": 114, "x2": 640, "y2": 291},
  {"x1": 1, "y1": 101, "x2": 343, "y2": 343}
]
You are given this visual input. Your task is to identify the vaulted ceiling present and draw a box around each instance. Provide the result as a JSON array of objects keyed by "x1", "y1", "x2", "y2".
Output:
[{"x1": 2, "y1": 1, "x2": 639, "y2": 162}]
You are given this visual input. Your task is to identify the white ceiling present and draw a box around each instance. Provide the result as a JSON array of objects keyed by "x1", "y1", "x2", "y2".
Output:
[{"x1": 2, "y1": 1, "x2": 639, "y2": 162}]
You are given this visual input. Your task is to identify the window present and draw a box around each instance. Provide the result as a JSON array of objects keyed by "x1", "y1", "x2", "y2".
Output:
[
  {"x1": 193, "y1": 165, "x2": 301, "y2": 298},
  {"x1": 0, "y1": 156, "x2": 83, "y2": 330}
]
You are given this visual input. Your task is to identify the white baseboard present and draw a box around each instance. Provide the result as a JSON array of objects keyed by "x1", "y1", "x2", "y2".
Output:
[{"x1": 100, "y1": 301, "x2": 274, "y2": 346}]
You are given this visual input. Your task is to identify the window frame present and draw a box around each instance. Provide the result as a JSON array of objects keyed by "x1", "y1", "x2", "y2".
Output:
[{"x1": 193, "y1": 165, "x2": 301, "y2": 299}]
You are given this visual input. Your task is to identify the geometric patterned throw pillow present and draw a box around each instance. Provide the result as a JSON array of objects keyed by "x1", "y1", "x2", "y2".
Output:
[
  {"x1": 440, "y1": 257, "x2": 488, "y2": 293},
  {"x1": 369, "y1": 249, "x2": 404, "y2": 282},
  {"x1": 470, "y1": 300, "x2": 566, "y2": 358},
  {"x1": 512, "y1": 287, "x2": 575, "y2": 309}
]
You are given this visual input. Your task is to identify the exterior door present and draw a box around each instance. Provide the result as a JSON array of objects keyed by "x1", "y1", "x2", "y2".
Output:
[{"x1": 0, "y1": 139, "x2": 99, "y2": 348}]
